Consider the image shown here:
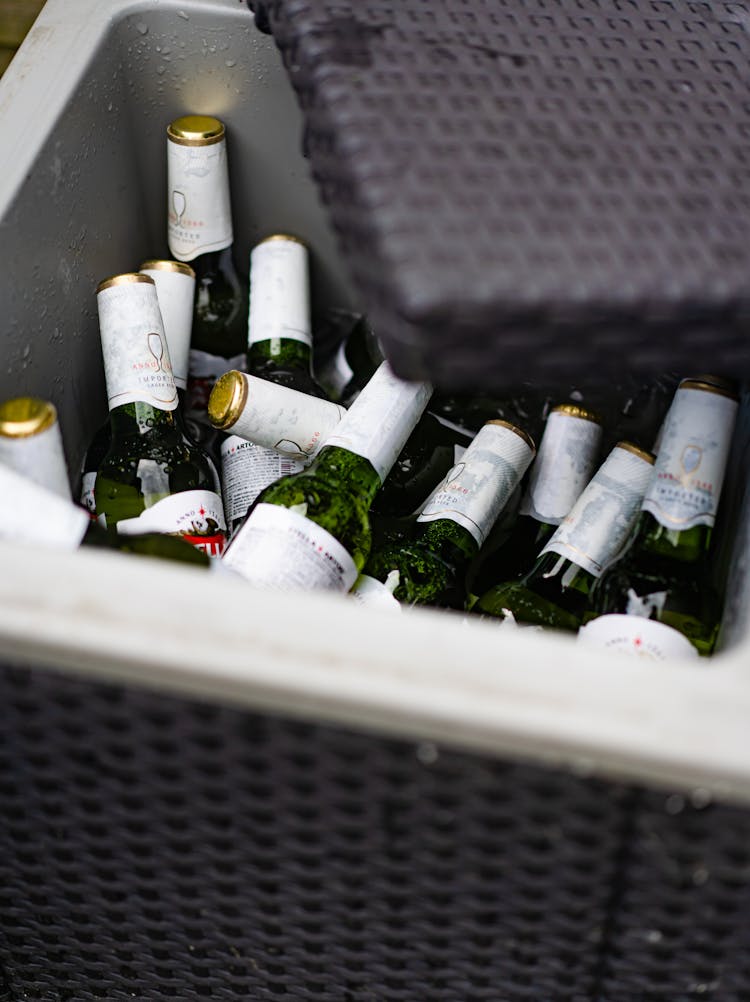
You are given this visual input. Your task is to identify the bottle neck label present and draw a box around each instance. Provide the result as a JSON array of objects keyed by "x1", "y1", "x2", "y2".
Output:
[
  {"x1": 0, "y1": 464, "x2": 89, "y2": 549},
  {"x1": 520, "y1": 410, "x2": 602, "y2": 523},
  {"x1": 248, "y1": 238, "x2": 311, "y2": 347},
  {"x1": 223, "y1": 501, "x2": 358, "y2": 591},
  {"x1": 167, "y1": 136, "x2": 233, "y2": 261},
  {"x1": 323, "y1": 363, "x2": 432, "y2": 483},
  {"x1": 578, "y1": 614, "x2": 699, "y2": 660},
  {"x1": 642, "y1": 386, "x2": 738, "y2": 530},
  {"x1": 229, "y1": 374, "x2": 345, "y2": 460},
  {"x1": 542, "y1": 445, "x2": 654, "y2": 577},
  {"x1": 0, "y1": 421, "x2": 71, "y2": 501},
  {"x1": 140, "y1": 267, "x2": 195, "y2": 390},
  {"x1": 417, "y1": 422, "x2": 534, "y2": 546},
  {"x1": 115, "y1": 489, "x2": 226, "y2": 557},
  {"x1": 98, "y1": 283, "x2": 178, "y2": 412},
  {"x1": 220, "y1": 436, "x2": 304, "y2": 528}
]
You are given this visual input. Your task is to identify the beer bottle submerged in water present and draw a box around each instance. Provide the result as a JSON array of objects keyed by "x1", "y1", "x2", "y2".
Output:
[
  {"x1": 589, "y1": 377, "x2": 739, "y2": 656},
  {"x1": 93, "y1": 273, "x2": 227, "y2": 556},
  {"x1": 366, "y1": 421, "x2": 535, "y2": 608}
]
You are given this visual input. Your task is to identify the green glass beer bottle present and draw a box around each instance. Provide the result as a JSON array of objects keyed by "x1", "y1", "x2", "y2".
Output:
[
  {"x1": 366, "y1": 420, "x2": 536, "y2": 608},
  {"x1": 167, "y1": 115, "x2": 249, "y2": 456},
  {"x1": 222, "y1": 362, "x2": 431, "y2": 590},
  {"x1": 469, "y1": 403, "x2": 603, "y2": 596},
  {"x1": 476, "y1": 443, "x2": 656, "y2": 631},
  {"x1": 589, "y1": 377, "x2": 739, "y2": 656},
  {"x1": 0, "y1": 457, "x2": 210, "y2": 567},
  {"x1": 0, "y1": 397, "x2": 71, "y2": 499},
  {"x1": 93, "y1": 273, "x2": 227, "y2": 556},
  {"x1": 217, "y1": 233, "x2": 330, "y2": 537}
]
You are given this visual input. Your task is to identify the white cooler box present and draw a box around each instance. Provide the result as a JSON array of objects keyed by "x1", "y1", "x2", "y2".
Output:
[{"x1": 0, "y1": 2, "x2": 749, "y2": 999}]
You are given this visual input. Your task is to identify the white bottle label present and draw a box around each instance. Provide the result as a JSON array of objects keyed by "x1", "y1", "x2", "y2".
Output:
[
  {"x1": 0, "y1": 464, "x2": 89, "y2": 549},
  {"x1": 318, "y1": 339, "x2": 355, "y2": 400},
  {"x1": 228, "y1": 374, "x2": 346, "y2": 459},
  {"x1": 116, "y1": 489, "x2": 227, "y2": 557},
  {"x1": 520, "y1": 410, "x2": 602, "y2": 523},
  {"x1": 578, "y1": 614, "x2": 699, "y2": 661},
  {"x1": 350, "y1": 573, "x2": 402, "y2": 612},
  {"x1": 140, "y1": 267, "x2": 195, "y2": 390},
  {"x1": 223, "y1": 502, "x2": 358, "y2": 592},
  {"x1": 220, "y1": 436, "x2": 304, "y2": 526},
  {"x1": 80, "y1": 471, "x2": 97, "y2": 515},
  {"x1": 417, "y1": 423, "x2": 534, "y2": 546},
  {"x1": 642, "y1": 385, "x2": 738, "y2": 530},
  {"x1": 0, "y1": 421, "x2": 71, "y2": 500},
  {"x1": 323, "y1": 362, "x2": 432, "y2": 483},
  {"x1": 98, "y1": 281, "x2": 178, "y2": 412},
  {"x1": 167, "y1": 137, "x2": 233, "y2": 261},
  {"x1": 542, "y1": 446, "x2": 654, "y2": 577},
  {"x1": 248, "y1": 238, "x2": 311, "y2": 347}
]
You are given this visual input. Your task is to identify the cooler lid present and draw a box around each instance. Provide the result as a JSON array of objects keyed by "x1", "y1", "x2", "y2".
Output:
[{"x1": 249, "y1": 0, "x2": 750, "y2": 389}]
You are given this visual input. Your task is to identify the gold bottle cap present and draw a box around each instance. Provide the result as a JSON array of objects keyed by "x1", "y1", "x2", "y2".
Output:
[
  {"x1": 486, "y1": 419, "x2": 536, "y2": 455},
  {"x1": 97, "y1": 273, "x2": 155, "y2": 294},
  {"x1": 139, "y1": 259, "x2": 196, "y2": 279},
  {"x1": 208, "y1": 371, "x2": 248, "y2": 430},
  {"x1": 256, "y1": 233, "x2": 308, "y2": 248},
  {"x1": 167, "y1": 115, "x2": 225, "y2": 147},
  {"x1": 0, "y1": 397, "x2": 57, "y2": 438},
  {"x1": 615, "y1": 441, "x2": 656, "y2": 464},
  {"x1": 551, "y1": 403, "x2": 602, "y2": 424},
  {"x1": 679, "y1": 375, "x2": 739, "y2": 401}
]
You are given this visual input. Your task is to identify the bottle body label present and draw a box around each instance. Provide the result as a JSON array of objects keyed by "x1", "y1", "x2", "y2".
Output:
[
  {"x1": 324, "y1": 363, "x2": 432, "y2": 483},
  {"x1": 228, "y1": 374, "x2": 345, "y2": 460},
  {"x1": 578, "y1": 614, "x2": 699, "y2": 660},
  {"x1": 520, "y1": 410, "x2": 602, "y2": 523},
  {"x1": 115, "y1": 489, "x2": 227, "y2": 556},
  {"x1": 98, "y1": 282, "x2": 178, "y2": 412},
  {"x1": 248, "y1": 238, "x2": 311, "y2": 347},
  {"x1": 223, "y1": 502, "x2": 358, "y2": 592},
  {"x1": 642, "y1": 385, "x2": 738, "y2": 530},
  {"x1": 167, "y1": 137, "x2": 233, "y2": 261},
  {"x1": 543, "y1": 446, "x2": 654, "y2": 577},
  {"x1": 221, "y1": 436, "x2": 304, "y2": 526},
  {"x1": 417, "y1": 422, "x2": 534, "y2": 546}
]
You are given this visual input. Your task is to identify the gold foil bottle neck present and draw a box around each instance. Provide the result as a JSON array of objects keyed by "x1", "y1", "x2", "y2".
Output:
[
  {"x1": 140, "y1": 259, "x2": 196, "y2": 279},
  {"x1": 0, "y1": 397, "x2": 57, "y2": 438},
  {"x1": 256, "y1": 233, "x2": 308, "y2": 249},
  {"x1": 486, "y1": 419, "x2": 536, "y2": 455},
  {"x1": 679, "y1": 375, "x2": 739, "y2": 401},
  {"x1": 97, "y1": 273, "x2": 155, "y2": 294},
  {"x1": 551, "y1": 403, "x2": 602, "y2": 425},
  {"x1": 167, "y1": 115, "x2": 225, "y2": 147},
  {"x1": 208, "y1": 371, "x2": 248, "y2": 430},
  {"x1": 615, "y1": 441, "x2": 656, "y2": 465}
]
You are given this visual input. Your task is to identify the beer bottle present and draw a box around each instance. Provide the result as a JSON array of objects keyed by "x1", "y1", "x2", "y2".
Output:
[
  {"x1": 0, "y1": 462, "x2": 209, "y2": 566},
  {"x1": 219, "y1": 233, "x2": 328, "y2": 536},
  {"x1": 476, "y1": 443, "x2": 656, "y2": 631},
  {"x1": 365, "y1": 420, "x2": 535, "y2": 608},
  {"x1": 469, "y1": 403, "x2": 603, "y2": 595},
  {"x1": 590, "y1": 377, "x2": 739, "y2": 656},
  {"x1": 223, "y1": 362, "x2": 431, "y2": 590},
  {"x1": 0, "y1": 397, "x2": 71, "y2": 499},
  {"x1": 167, "y1": 115, "x2": 248, "y2": 453},
  {"x1": 93, "y1": 273, "x2": 227, "y2": 556},
  {"x1": 315, "y1": 310, "x2": 383, "y2": 404}
]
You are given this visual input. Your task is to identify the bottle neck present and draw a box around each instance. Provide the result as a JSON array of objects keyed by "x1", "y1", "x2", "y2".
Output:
[
  {"x1": 109, "y1": 401, "x2": 178, "y2": 437},
  {"x1": 415, "y1": 517, "x2": 478, "y2": 567},
  {"x1": 191, "y1": 246, "x2": 237, "y2": 280},
  {"x1": 310, "y1": 445, "x2": 382, "y2": 507},
  {"x1": 525, "y1": 549, "x2": 593, "y2": 591},
  {"x1": 247, "y1": 337, "x2": 321, "y2": 395},
  {"x1": 632, "y1": 510, "x2": 711, "y2": 564}
]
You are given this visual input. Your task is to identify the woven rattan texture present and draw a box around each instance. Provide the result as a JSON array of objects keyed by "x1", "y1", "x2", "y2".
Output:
[{"x1": 249, "y1": 0, "x2": 750, "y2": 389}]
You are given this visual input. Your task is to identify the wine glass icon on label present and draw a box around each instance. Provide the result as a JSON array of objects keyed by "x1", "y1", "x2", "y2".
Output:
[{"x1": 172, "y1": 189, "x2": 187, "y2": 226}]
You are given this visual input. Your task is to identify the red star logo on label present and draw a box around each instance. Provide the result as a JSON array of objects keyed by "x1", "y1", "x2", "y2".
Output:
[
  {"x1": 199, "y1": 507, "x2": 206, "y2": 516},
  {"x1": 634, "y1": 636, "x2": 642, "y2": 647}
]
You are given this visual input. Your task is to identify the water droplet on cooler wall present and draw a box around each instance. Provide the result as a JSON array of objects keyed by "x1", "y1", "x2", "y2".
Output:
[{"x1": 136, "y1": 22, "x2": 149, "y2": 35}]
